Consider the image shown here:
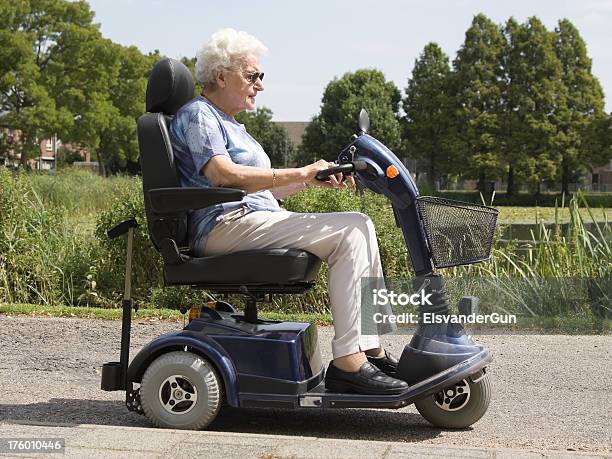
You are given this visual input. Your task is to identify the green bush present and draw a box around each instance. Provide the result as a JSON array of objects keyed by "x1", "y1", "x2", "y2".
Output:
[
  {"x1": 448, "y1": 193, "x2": 611, "y2": 318},
  {"x1": 93, "y1": 176, "x2": 162, "y2": 305},
  {"x1": 89, "y1": 185, "x2": 410, "y2": 314}
]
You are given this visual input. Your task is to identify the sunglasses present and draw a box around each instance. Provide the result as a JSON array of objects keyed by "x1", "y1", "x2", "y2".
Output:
[{"x1": 243, "y1": 70, "x2": 264, "y2": 84}]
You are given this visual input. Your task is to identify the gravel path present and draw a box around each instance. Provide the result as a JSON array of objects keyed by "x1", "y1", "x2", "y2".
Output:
[{"x1": 0, "y1": 315, "x2": 610, "y2": 454}]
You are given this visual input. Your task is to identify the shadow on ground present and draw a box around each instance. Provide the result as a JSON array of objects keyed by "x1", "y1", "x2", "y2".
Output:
[{"x1": 1, "y1": 399, "x2": 447, "y2": 442}]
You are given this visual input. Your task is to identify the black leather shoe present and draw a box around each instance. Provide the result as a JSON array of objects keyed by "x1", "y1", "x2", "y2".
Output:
[
  {"x1": 367, "y1": 349, "x2": 399, "y2": 377},
  {"x1": 325, "y1": 361, "x2": 409, "y2": 395}
]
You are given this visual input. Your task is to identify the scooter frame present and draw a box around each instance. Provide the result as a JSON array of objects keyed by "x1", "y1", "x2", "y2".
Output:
[{"x1": 101, "y1": 110, "x2": 494, "y2": 426}]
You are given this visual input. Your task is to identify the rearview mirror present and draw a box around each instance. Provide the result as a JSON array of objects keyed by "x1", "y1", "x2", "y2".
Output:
[{"x1": 358, "y1": 109, "x2": 370, "y2": 135}]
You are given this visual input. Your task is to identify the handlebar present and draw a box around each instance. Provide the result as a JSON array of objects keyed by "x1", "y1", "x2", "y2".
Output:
[{"x1": 315, "y1": 161, "x2": 368, "y2": 181}]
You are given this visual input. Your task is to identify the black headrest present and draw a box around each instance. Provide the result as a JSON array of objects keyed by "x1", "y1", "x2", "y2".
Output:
[{"x1": 146, "y1": 58, "x2": 195, "y2": 115}]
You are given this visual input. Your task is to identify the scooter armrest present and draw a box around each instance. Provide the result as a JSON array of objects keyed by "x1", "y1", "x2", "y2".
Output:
[{"x1": 148, "y1": 187, "x2": 245, "y2": 213}]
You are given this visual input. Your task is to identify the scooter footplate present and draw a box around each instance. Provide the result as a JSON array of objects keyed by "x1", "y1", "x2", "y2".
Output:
[{"x1": 298, "y1": 348, "x2": 492, "y2": 409}]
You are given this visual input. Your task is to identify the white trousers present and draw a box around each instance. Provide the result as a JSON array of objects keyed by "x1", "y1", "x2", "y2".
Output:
[{"x1": 203, "y1": 208, "x2": 386, "y2": 359}]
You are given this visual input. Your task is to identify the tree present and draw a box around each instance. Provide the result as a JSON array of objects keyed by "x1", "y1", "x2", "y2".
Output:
[
  {"x1": 0, "y1": 0, "x2": 77, "y2": 166},
  {"x1": 452, "y1": 14, "x2": 507, "y2": 193},
  {"x1": 402, "y1": 42, "x2": 457, "y2": 188},
  {"x1": 0, "y1": 0, "x2": 158, "y2": 174},
  {"x1": 180, "y1": 56, "x2": 196, "y2": 75},
  {"x1": 583, "y1": 113, "x2": 612, "y2": 172},
  {"x1": 503, "y1": 17, "x2": 565, "y2": 195},
  {"x1": 235, "y1": 107, "x2": 294, "y2": 167},
  {"x1": 553, "y1": 19, "x2": 606, "y2": 194},
  {"x1": 299, "y1": 69, "x2": 401, "y2": 165},
  {"x1": 46, "y1": 27, "x2": 123, "y2": 175},
  {"x1": 180, "y1": 56, "x2": 201, "y2": 98},
  {"x1": 98, "y1": 46, "x2": 161, "y2": 173}
]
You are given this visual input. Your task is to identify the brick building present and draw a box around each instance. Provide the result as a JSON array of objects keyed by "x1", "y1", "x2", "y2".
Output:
[
  {"x1": 591, "y1": 160, "x2": 612, "y2": 192},
  {"x1": 0, "y1": 128, "x2": 90, "y2": 170}
]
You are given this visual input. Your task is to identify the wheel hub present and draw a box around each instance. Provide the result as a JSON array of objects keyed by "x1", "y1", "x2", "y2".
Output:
[
  {"x1": 159, "y1": 375, "x2": 198, "y2": 415},
  {"x1": 434, "y1": 379, "x2": 471, "y2": 411}
]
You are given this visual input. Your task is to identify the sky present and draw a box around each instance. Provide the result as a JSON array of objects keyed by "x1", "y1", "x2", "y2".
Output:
[{"x1": 87, "y1": 0, "x2": 612, "y2": 121}]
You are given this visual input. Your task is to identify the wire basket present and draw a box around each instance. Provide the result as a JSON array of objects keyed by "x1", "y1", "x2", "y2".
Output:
[{"x1": 416, "y1": 196, "x2": 499, "y2": 269}]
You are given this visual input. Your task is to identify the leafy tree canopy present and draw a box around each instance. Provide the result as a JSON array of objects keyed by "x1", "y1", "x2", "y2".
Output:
[
  {"x1": 299, "y1": 69, "x2": 401, "y2": 165},
  {"x1": 0, "y1": 0, "x2": 160, "y2": 173},
  {"x1": 553, "y1": 18, "x2": 606, "y2": 193},
  {"x1": 451, "y1": 14, "x2": 507, "y2": 189},
  {"x1": 403, "y1": 42, "x2": 458, "y2": 186}
]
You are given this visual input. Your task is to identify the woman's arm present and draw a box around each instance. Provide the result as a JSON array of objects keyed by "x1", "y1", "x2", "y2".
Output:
[
  {"x1": 202, "y1": 156, "x2": 344, "y2": 193},
  {"x1": 271, "y1": 182, "x2": 309, "y2": 199}
]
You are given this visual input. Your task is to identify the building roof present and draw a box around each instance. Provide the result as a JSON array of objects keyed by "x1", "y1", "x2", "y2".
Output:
[{"x1": 274, "y1": 121, "x2": 309, "y2": 146}]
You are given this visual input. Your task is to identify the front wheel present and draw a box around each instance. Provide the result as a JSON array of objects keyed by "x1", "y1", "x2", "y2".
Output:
[
  {"x1": 140, "y1": 351, "x2": 222, "y2": 430},
  {"x1": 414, "y1": 372, "x2": 491, "y2": 428}
]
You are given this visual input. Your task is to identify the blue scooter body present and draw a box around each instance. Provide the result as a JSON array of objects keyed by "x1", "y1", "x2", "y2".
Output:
[{"x1": 119, "y1": 132, "x2": 491, "y2": 410}]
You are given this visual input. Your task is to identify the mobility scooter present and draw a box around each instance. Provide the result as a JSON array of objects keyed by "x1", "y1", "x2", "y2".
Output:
[{"x1": 101, "y1": 58, "x2": 498, "y2": 430}]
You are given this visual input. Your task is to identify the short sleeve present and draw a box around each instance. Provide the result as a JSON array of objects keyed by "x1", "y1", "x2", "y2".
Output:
[{"x1": 185, "y1": 109, "x2": 231, "y2": 174}]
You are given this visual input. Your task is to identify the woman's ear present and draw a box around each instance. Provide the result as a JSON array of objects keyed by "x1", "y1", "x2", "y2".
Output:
[{"x1": 215, "y1": 69, "x2": 227, "y2": 89}]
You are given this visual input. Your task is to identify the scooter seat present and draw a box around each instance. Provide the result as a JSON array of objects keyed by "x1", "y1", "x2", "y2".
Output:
[
  {"x1": 136, "y1": 59, "x2": 323, "y2": 294},
  {"x1": 164, "y1": 248, "x2": 322, "y2": 288}
]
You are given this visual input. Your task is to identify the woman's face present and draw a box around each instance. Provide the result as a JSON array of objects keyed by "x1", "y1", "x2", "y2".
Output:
[{"x1": 219, "y1": 54, "x2": 264, "y2": 116}]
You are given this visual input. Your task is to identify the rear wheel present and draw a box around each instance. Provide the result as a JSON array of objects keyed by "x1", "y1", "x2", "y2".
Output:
[
  {"x1": 140, "y1": 351, "x2": 222, "y2": 430},
  {"x1": 414, "y1": 372, "x2": 491, "y2": 428}
]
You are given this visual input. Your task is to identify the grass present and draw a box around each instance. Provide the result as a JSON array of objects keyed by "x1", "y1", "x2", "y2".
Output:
[
  {"x1": 0, "y1": 303, "x2": 333, "y2": 325},
  {"x1": 1, "y1": 303, "x2": 610, "y2": 334},
  {"x1": 497, "y1": 206, "x2": 612, "y2": 224},
  {"x1": 27, "y1": 169, "x2": 136, "y2": 215},
  {"x1": 0, "y1": 302, "x2": 184, "y2": 321},
  {"x1": 28, "y1": 169, "x2": 136, "y2": 238}
]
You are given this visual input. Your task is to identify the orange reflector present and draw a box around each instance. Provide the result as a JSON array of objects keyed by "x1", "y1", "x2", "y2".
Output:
[
  {"x1": 386, "y1": 165, "x2": 399, "y2": 178},
  {"x1": 188, "y1": 306, "x2": 201, "y2": 322}
]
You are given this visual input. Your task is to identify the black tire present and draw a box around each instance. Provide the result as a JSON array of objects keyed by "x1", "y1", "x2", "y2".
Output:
[
  {"x1": 140, "y1": 351, "x2": 222, "y2": 430},
  {"x1": 415, "y1": 373, "x2": 491, "y2": 429}
]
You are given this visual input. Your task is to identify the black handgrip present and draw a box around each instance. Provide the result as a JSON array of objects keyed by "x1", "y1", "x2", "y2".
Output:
[
  {"x1": 315, "y1": 163, "x2": 356, "y2": 181},
  {"x1": 107, "y1": 218, "x2": 138, "y2": 240},
  {"x1": 352, "y1": 160, "x2": 368, "y2": 171}
]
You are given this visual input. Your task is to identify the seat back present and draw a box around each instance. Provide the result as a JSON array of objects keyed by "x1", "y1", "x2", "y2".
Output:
[{"x1": 137, "y1": 58, "x2": 195, "y2": 249}]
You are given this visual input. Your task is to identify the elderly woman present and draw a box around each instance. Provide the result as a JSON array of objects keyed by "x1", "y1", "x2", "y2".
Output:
[{"x1": 169, "y1": 29, "x2": 408, "y2": 395}]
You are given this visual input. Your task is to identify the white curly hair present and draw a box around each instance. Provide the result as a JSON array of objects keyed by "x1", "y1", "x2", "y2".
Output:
[{"x1": 195, "y1": 28, "x2": 267, "y2": 87}]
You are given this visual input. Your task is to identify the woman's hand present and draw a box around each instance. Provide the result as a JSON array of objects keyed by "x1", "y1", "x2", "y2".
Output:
[{"x1": 301, "y1": 159, "x2": 356, "y2": 192}]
